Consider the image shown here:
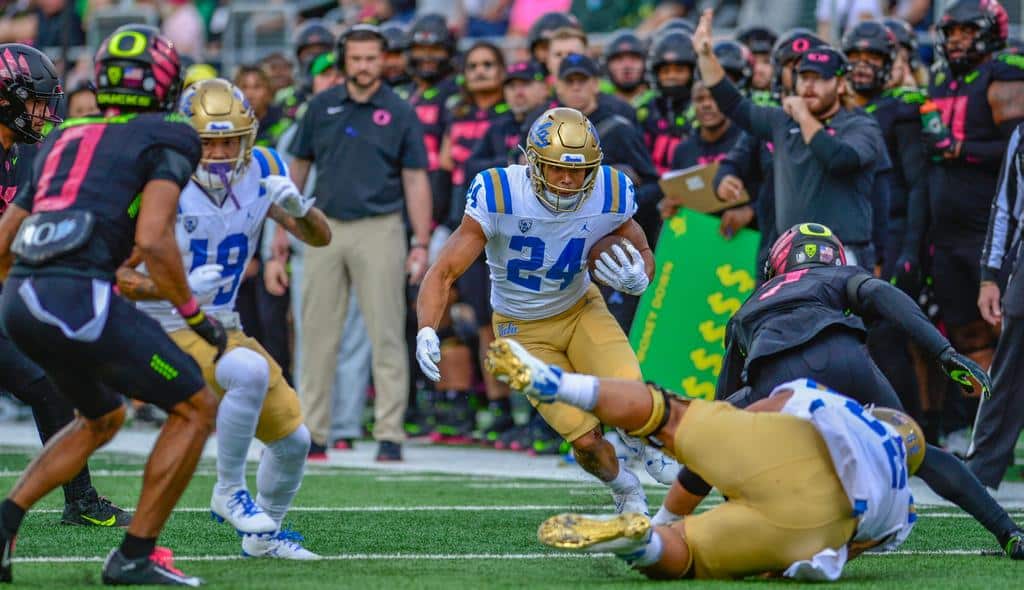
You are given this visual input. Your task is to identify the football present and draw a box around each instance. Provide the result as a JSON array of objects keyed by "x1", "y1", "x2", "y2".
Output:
[{"x1": 587, "y1": 234, "x2": 635, "y2": 274}]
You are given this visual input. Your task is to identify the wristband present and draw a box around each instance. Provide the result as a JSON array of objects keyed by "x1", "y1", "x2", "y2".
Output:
[{"x1": 177, "y1": 296, "x2": 201, "y2": 319}]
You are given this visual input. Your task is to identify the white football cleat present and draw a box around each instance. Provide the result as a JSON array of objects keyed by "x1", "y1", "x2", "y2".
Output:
[
  {"x1": 538, "y1": 513, "x2": 652, "y2": 555},
  {"x1": 612, "y1": 481, "x2": 649, "y2": 516},
  {"x1": 615, "y1": 430, "x2": 681, "y2": 486},
  {"x1": 210, "y1": 488, "x2": 277, "y2": 536},
  {"x1": 485, "y1": 338, "x2": 562, "y2": 402},
  {"x1": 242, "y1": 528, "x2": 320, "y2": 560}
]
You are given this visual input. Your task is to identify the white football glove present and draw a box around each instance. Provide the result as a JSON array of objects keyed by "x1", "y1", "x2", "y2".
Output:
[
  {"x1": 188, "y1": 263, "x2": 233, "y2": 304},
  {"x1": 261, "y1": 175, "x2": 314, "y2": 217},
  {"x1": 593, "y1": 242, "x2": 649, "y2": 296},
  {"x1": 415, "y1": 327, "x2": 442, "y2": 382}
]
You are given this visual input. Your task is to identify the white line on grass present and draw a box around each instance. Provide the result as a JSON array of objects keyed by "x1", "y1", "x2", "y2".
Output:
[{"x1": 11, "y1": 549, "x2": 1002, "y2": 564}]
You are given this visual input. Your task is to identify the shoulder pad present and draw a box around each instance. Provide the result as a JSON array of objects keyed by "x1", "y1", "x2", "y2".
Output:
[
  {"x1": 991, "y1": 53, "x2": 1024, "y2": 81},
  {"x1": 141, "y1": 113, "x2": 201, "y2": 165},
  {"x1": 472, "y1": 168, "x2": 514, "y2": 214},
  {"x1": 597, "y1": 165, "x2": 633, "y2": 215},
  {"x1": 251, "y1": 146, "x2": 288, "y2": 178}
]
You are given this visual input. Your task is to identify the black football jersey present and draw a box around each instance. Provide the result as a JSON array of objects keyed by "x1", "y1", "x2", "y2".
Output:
[{"x1": 11, "y1": 112, "x2": 201, "y2": 279}]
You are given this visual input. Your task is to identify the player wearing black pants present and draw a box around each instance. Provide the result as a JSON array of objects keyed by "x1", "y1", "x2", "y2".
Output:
[
  {"x1": 0, "y1": 26, "x2": 227, "y2": 585},
  {"x1": 676, "y1": 223, "x2": 1024, "y2": 559},
  {"x1": 0, "y1": 43, "x2": 128, "y2": 527}
]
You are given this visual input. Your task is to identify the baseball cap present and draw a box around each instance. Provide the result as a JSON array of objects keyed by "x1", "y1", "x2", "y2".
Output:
[
  {"x1": 558, "y1": 53, "x2": 599, "y2": 79},
  {"x1": 796, "y1": 47, "x2": 849, "y2": 79},
  {"x1": 505, "y1": 60, "x2": 545, "y2": 84}
]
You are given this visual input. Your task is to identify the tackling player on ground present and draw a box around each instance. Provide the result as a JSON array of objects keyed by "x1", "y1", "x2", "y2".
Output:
[
  {"x1": 416, "y1": 107, "x2": 678, "y2": 515},
  {"x1": 486, "y1": 343, "x2": 920, "y2": 581},
  {"x1": 0, "y1": 25, "x2": 225, "y2": 585},
  {"x1": 117, "y1": 78, "x2": 331, "y2": 559}
]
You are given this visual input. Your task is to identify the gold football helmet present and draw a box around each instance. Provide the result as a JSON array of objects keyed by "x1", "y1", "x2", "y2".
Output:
[
  {"x1": 179, "y1": 78, "x2": 257, "y2": 198},
  {"x1": 870, "y1": 407, "x2": 926, "y2": 475},
  {"x1": 524, "y1": 107, "x2": 602, "y2": 212}
]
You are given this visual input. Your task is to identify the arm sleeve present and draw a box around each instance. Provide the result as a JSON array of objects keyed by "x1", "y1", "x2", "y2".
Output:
[
  {"x1": 850, "y1": 275, "x2": 952, "y2": 358},
  {"x1": 708, "y1": 78, "x2": 783, "y2": 141},
  {"x1": 871, "y1": 170, "x2": 891, "y2": 263},
  {"x1": 401, "y1": 115, "x2": 429, "y2": 169},
  {"x1": 806, "y1": 124, "x2": 877, "y2": 176},
  {"x1": 979, "y1": 124, "x2": 1021, "y2": 281},
  {"x1": 895, "y1": 120, "x2": 931, "y2": 259}
]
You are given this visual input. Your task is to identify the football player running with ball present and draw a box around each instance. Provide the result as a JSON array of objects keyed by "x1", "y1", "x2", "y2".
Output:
[
  {"x1": 416, "y1": 107, "x2": 678, "y2": 515},
  {"x1": 116, "y1": 78, "x2": 330, "y2": 559},
  {"x1": 486, "y1": 343, "x2": 920, "y2": 581}
]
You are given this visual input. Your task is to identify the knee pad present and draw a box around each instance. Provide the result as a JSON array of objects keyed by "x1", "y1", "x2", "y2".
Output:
[
  {"x1": 215, "y1": 347, "x2": 270, "y2": 394},
  {"x1": 949, "y1": 321, "x2": 996, "y2": 355},
  {"x1": 267, "y1": 424, "x2": 311, "y2": 461}
]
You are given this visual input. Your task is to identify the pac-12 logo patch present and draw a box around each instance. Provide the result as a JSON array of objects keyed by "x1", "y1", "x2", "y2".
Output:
[
  {"x1": 183, "y1": 216, "x2": 198, "y2": 233},
  {"x1": 497, "y1": 322, "x2": 518, "y2": 337},
  {"x1": 518, "y1": 219, "x2": 533, "y2": 234}
]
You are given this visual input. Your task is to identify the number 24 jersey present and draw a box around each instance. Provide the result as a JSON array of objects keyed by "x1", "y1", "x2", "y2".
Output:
[{"x1": 465, "y1": 164, "x2": 636, "y2": 320}]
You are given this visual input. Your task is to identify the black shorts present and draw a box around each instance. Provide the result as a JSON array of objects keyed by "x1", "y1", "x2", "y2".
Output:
[
  {"x1": 931, "y1": 242, "x2": 983, "y2": 329},
  {"x1": 0, "y1": 275, "x2": 206, "y2": 419}
]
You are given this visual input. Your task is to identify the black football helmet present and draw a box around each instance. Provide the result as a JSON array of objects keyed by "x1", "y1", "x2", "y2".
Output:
[
  {"x1": 842, "y1": 21, "x2": 897, "y2": 93},
  {"x1": 647, "y1": 30, "x2": 696, "y2": 99},
  {"x1": 737, "y1": 26, "x2": 778, "y2": 55},
  {"x1": 408, "y1": 13, "x2": 455, "y2": 83},
  {"x1": 714, "y1": 40, "x2": 754, "y2": 90},
  {"x1": 937, "y1": 0, "x2": 1009, "y2": 73},
  {"x1": 94, "y1": 24, "x2": 182, "y2": 113},
  {"x1": 764, "y1": 223, "x2": 848, "y2": 281},
  {"x1": 0, "y1": 43, "x2": 62, "y2": 143}
]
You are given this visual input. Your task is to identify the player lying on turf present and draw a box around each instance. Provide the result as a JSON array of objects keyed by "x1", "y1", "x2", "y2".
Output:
[
  {"x1": 116, "y1": 79, "x2": 330, "y2": 559},
  {"x1": 486, "y1": 341, "x2": 920, "y2": 580},
  {"x1": 416, "y1": 106, "x2": 679, "y2": 515}
]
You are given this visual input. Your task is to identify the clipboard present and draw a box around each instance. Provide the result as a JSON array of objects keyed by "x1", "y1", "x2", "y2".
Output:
[{"x1": 658, "y1": 161, "x2": 749, "y2": 213}]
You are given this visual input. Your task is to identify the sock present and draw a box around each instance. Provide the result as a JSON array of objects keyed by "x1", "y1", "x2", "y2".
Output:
[
  {"x1": 213, "y1": 349, "x2": 270, "y2": 497},
  {"x1": 0, "y1": 499, "x2": 25, "y2": 537},
  {"x1": 651, "y1": 505, "x2": 682, "y2": 527},
  {"x1": 257, "y1": 425, "x2": 310, "y2": 526},
  {"x1": 556, "y1": 372, "x2": 599, "y2": 411},
  {"x1": 623, "y1": 529, "x2": 663, "y2": 567},
  {"x1": 120, "y1": 533, "x2": 156, "y2": 560},
  {"x1": 63, "y1": 472, "x2": 94, "y2": 505},
  {"x1": 606, "y1": 465, "x2": 641, "y2": 494}
]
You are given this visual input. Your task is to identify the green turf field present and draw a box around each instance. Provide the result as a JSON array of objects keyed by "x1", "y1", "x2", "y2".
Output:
[{"x1": 1, "y1": 447, "x2": 1022, "y2": 589}]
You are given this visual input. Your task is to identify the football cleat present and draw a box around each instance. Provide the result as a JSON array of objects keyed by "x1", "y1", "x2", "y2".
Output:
[
  {"x1": 614, "y1": 430, "x2": 681, "y2": 486},
  {"x1": 210, "y1": 489, "x2": 277, "y2": 536},
  {"x1": 101, "y1": 547, "x2": 202, "y2": 586},
  {"x1": 242, "y1": 528, "x2": 320, "y2": 560},
  {"x1": 1005, "y1": 529, "x2": 1024, "y2": 560},
  {"x1": 484, "y1": 339, "x2": 562, "y2": 401},
  {"x1": 62, "y1": 491, "x2": 132, "y2": 527},
  {"x1": 1, "y1": 529, "x2": 14, "y2": 583},
  {"x1": 612, "y1": 482, "x2": 650, "y2": 517},
  {"x1": 538, "y1": 513, "x2": 652, "y2": 555}
]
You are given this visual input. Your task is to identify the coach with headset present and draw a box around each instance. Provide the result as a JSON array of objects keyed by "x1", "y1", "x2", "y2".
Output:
[
  {"x1": 288, "y1": 24, "x2": 433, "y2": 462},
  {"x1": 694, "y1": 10, "x2": 889, "y2": 268}
]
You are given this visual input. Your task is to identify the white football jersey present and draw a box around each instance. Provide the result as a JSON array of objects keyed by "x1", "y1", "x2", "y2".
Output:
[
  {"x1": 464, "y1": 164, "x2": 637, "y2": 320},
  {"x1": 774, "y1": 379, "x2": 917, "y2": 549},
  {"x1": 137, "y1": 146, "x2": 287, "y2": 332}
]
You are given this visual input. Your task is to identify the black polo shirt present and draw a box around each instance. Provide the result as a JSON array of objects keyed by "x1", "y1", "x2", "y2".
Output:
[{"x1": 289, "y1": 82, "x2": 427, "y2": 221}]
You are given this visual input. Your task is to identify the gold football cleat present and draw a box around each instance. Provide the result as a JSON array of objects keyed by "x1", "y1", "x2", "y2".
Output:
[
  {"x1": 538, "y1": 513, "x2": 652, "y2": 552},
  {"x1": 484, "y1": 338, "x2": 534, "y2": 392}
]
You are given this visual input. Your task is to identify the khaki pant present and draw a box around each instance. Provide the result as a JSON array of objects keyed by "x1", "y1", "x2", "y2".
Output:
[
  {"x1": 491, "y1": 284, "x2": 641, "y2": 442},
  {"x1": 300, "y1": 213, "x2": 408, "y2": 444}
]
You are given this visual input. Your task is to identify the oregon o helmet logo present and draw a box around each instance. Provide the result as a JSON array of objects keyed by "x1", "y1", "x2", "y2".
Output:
[
  {"x1": 107, "y1": 31, "x2": 148, "y2": 58},
  {"x1": 798, "y1": 222, "x2": 832, "y2": 237}
]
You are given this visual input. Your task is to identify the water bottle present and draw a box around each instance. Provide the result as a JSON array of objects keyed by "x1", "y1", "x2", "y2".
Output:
[{"x1": 920, "y1": 100, "x2": 952, "y2": 160}]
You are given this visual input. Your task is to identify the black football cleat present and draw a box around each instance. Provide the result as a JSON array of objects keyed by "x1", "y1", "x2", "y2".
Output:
[
  {"x1": 1, "y1": 529, "x2": 14, "y2": 583},
  {"x1": 62, "y1": 490, "x2": 132, "y2": 527},
  {"x1": 102, "y1": 547, "x2": 202, "y2": 586},
  {"x1": 1005, "y1": 530, "x2": 1024, "y2": 560}
]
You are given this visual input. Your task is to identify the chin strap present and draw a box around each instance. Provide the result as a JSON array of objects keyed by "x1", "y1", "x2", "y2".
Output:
[{"x1": 626, "y1": 382, "x2": 674, "y2": 448}]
